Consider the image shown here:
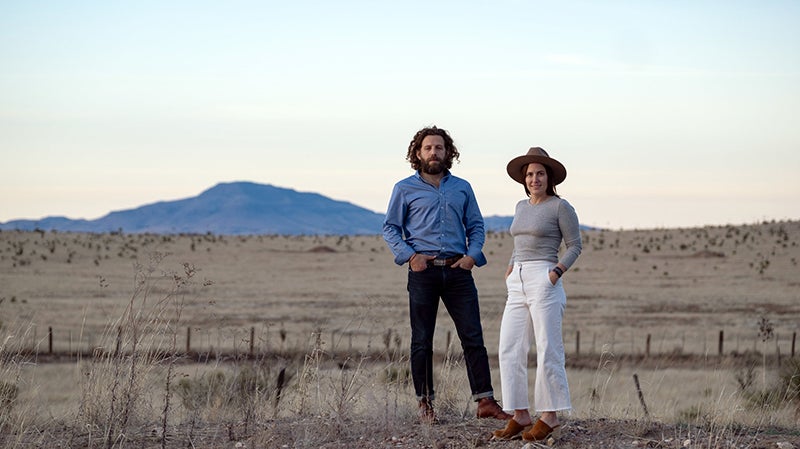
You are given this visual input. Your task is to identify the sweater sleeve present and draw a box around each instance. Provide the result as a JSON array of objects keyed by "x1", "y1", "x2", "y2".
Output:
[{"x1": 557, "y1": 199, "x2": 582, "y2": 269}]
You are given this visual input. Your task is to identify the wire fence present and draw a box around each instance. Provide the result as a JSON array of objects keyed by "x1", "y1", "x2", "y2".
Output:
[{"x1": 4, "y1": 325, "x2": 797, "y2": 365}]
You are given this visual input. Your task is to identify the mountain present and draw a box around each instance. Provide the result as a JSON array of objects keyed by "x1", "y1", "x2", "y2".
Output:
[
  {"x1": 483, "y1": 216, "x2": 513, "y2": 233},
  {"x1": 0, "y1": 182, "x2": 593, "y2": 235},
  {"x1": 0, "y1": 182, "x2": 386, "y2": 235}
]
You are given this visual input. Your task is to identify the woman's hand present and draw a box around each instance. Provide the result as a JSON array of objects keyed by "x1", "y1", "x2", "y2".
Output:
[{"x1": 549, "y1": 263, "x2": 566, "y2": 285}]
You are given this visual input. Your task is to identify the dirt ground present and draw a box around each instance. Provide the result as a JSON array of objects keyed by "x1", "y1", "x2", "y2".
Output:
[
  {"x1": 292, "y1": 417, "x2": 799, "y2": 449},
  {"x1": 35, "y1": 415, "x2": 799, "y2": 449}
]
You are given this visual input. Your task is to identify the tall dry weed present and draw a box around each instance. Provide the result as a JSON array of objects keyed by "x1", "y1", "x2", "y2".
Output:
[
  {"x1": 74, "y1": 252, "x2": 203, "y2": 448},
  {"x1": 588, "y1": 345, "x2": 618, "y2": 417},
  {"x1": 0, "y1": 324, "x2": 30, "y2": 448}
]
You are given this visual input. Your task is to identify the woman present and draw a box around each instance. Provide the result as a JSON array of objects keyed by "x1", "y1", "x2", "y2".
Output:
[{"x1": 492, "y1": 147, "x2": 582, "y2": 441}]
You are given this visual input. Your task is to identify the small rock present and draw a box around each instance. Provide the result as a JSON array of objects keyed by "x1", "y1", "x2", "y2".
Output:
[
  {"x1": 776, "y1": 442, "x2": 795, "y2": 449},
  {"x1": 683, "y1": 438, "x2": 692, "y2": 447}
]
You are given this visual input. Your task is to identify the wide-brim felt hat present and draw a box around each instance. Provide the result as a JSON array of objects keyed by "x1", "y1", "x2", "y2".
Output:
[{"x1": 506, "y1": 147, "x2": 567, "y2": 185}]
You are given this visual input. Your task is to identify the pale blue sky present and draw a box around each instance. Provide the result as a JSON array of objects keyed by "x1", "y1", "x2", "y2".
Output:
[{"x1": 2, "y1": 1, "x2": 799, "y2": 229}]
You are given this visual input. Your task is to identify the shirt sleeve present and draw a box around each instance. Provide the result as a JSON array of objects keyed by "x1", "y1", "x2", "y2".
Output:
[
  {"x1": 462, "y1": 183, "x2": 487, "y2": 267},
  {"x1": 557, "y1": 199, "x2": 582, "y2": 269},
  {"x1": 382, "y1": 183, "x2": 415, "y2": 265}
]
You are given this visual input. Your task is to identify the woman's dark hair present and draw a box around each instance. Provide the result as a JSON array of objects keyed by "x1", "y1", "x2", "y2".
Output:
[
  {"x1": 406, "y1": 126, "x2": 460, "y2": 171},
  {"x1": 522, "y1": 162, "x2": 560, "y2": 198}
]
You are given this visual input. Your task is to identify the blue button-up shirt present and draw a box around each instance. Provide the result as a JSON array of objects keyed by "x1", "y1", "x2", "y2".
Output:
[{"x1": 383, "y1": 170, "x2": 487, "y2": 267}]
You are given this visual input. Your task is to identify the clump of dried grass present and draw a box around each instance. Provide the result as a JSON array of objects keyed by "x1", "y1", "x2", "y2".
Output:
[{"x1": 0, "y1": 325, "x2": 28, "y2": 448}]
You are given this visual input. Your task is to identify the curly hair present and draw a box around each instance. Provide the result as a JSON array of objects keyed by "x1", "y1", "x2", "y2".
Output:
[{"x1": 405, "y1": 126, "x2": 460, "y2": 171}]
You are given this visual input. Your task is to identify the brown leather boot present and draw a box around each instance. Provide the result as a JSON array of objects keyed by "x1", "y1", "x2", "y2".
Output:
[
  {"x1": 476, "y1": 397, "x2": 512, "y2": 420},
  {"x1": 522, "y1": 418, "x2": 561, "y2": 441},
  {"x1": 418, "y1": 398, "x2": 438, "y2": 424},
  {"x1": 491, "y1": 419, "x2": 532, "y2": 440}
]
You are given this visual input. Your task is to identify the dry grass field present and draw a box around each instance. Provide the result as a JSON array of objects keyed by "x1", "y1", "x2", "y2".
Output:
[{"x1": 1, "y1": 220, "x2": 799, "y2": 448}]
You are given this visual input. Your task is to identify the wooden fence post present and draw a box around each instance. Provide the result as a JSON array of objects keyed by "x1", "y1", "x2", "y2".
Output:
[
  {"x1": 792, "y1": 332, "x2": 796, "y2": 358},
  {"x1": 681, "y1": 332, "x2": 686, "y2": 354},
  {"x1": 718, "y1": 330, "x2": 724, "y2": 356},
  {"x1": 645, "y1": 334, "x2": 651, "y2": 357},
  {"x1": 249, "y1": 327, "x2": 255, "y2": 357},
  {"x1": 115, "y1": 326, "x2": 122, "y2": 356},
  {"x1": 48, "y1": 327, "x2": 53, "y2": 354},
  {"x1": 186, "y1": 327, "x2": 191, "y2": 353},
  {"x1": 575, "y1": 330, "x2": 580, "y2": 355},
  {"x1": 633, "y1": 373, "x2": 650, "y2": 418}
]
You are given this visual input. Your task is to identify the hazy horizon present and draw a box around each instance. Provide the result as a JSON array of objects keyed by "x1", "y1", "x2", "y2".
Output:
[{"x1": 1, "y1": 179, "x2": 797, "y2": 232}]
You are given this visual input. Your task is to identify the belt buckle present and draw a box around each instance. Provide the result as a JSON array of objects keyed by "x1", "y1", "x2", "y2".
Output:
[{"x1": 432, "y1": 258, "x2": 447, "y2": 266}]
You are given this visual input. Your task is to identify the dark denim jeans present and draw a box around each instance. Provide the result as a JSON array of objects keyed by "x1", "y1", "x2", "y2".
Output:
[{"x1": 407, "y1": 265, "x2": 494, "y2": 401}]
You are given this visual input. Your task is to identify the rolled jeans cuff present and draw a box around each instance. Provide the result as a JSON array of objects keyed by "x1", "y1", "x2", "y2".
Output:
[{"x1": 472, "y1": 391, "x2": 494, "y2": 401}]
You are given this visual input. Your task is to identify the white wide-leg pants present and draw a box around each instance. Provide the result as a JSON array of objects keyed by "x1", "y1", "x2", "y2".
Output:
[{"x1": 498, "y1": 260, "x2": 571, "y2": 412}]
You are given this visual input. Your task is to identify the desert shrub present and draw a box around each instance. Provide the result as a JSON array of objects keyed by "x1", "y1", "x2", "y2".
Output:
[
  {"x1": 0, "y1": 380, "x2": 18, "y2": 412},
  {"x1": 734, "y1": 362, "x2": 756, "y2": 391},
  {"x1": 736, "y1": 357, "x2": 800, "y2": 414},
  {"x1": 177, "y1": 370, "x2": 230, "y2": 411},
  {"x1": 0, "y1": 324, "x2": 33, "y2": 437},
  {"x1": 741, "y1": 386, "x2": 783, "y2": 411},
  {"x1": 176, "y1": 362, "x2": 294, "y2": 413},
  {"x1": 676, "y1": 404, "x2": 710, "y2": 424},
  {"x1": 382, "y1": 364, "x2": 411, "y2": 385},
  {"x1": 777, "y1": 358, "x2": 800, "y2": 409}
]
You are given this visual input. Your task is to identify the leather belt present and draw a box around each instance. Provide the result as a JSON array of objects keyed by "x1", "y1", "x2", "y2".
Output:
[{"x1": 428, "y1": 255, "x2": 463, "y2": 267}]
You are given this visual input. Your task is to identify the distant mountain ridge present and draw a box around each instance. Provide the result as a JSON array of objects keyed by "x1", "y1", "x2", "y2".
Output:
[
  {"x1": 0, "y1": 182, "x2": 583, "y2": 235},
  {"x1": 0, "y1": 182, "x2": 387, "y2": 235}
]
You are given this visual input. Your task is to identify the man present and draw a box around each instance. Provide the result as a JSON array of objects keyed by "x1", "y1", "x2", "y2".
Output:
[{"x1": 383, "y1": 125, "x2": 511, "y2": 424}]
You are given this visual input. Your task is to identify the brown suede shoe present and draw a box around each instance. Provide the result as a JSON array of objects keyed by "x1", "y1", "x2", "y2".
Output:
[
  {"x1": 491, "y1": 419, "x2": 532, "y2": 440},
  {"x1": 475, "y1": 397, "x2": 512, "y2": 420},
  {"x1": 521, "y1": 418, "x2": 561, "y2": 441},
  {"x1": 418, "y1": 398, "x2": 438, "y2": 424}
]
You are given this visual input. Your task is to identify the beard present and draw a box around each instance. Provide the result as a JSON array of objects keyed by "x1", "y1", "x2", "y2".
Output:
[{"x1": 421, "y1": 158, "x2": 444, "y2": 175}]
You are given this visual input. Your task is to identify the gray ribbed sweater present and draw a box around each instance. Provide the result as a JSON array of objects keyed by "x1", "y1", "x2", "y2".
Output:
[{"x1": 508, "y1": 196, "x2": 582, "y2": 269}]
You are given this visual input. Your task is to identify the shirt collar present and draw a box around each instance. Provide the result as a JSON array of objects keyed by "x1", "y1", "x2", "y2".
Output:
[{"x1": 414, "y1": 169, "x2": 451, "y2": 182}]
